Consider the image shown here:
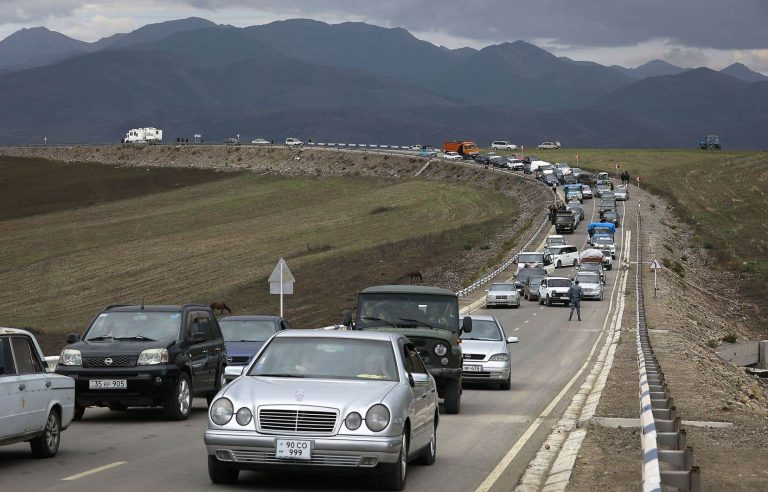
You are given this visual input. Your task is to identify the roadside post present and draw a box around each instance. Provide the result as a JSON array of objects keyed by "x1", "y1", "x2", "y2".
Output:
[
  {"x1": 269, "y1": 258, "x2": 295, "y2": 317},
  {"x1": 650, "y1": 258, "x2": 661, "y2": 297}
]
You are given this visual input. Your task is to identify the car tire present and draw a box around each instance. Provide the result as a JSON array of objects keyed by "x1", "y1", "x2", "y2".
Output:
[
  {"x1": 30, "y1": 409, "x2": 60, "y2": 458},
  {"x1": 539, "y1": 296, "x2": 544, "y2": 305},
  {"x1": 443, "y1": 378, "x2": 461, "y2": 414},
  {"x1": 416, "y1": 419, "x2": 437, "y2": 465},
  {"x1": 73, "y1": 404, "x2": 85, "y2": 421},
  {"x1": 207, "y1": 368, "x2": 226, "y2": 406},
  {"x1": 208, "y1": 455, "x2": 239, "y2": 484},
  {"x1": 164, "y1": 373, "x2": 192, "y2": 421},
  {"x1": 380, "y1": 432, "x2": 408, "y2": 491},
  {"x1": 546, "y1": 296, "x2": 552, "y2": 307},
  {"x1": 556, "y1": 260, "x2": 562, "y2": 268},
  {"x1": 573, "y1": 259, "x2": 579, "y2": 267}
]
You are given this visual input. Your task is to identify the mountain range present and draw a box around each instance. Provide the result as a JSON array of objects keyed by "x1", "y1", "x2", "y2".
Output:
[{"x1": 0, "y1": 17, "x2": 766, "y2": 148}]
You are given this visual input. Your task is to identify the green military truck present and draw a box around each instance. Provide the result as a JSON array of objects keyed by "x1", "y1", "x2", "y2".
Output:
[{"x1": 343, "y1": 285, "x2": 472, "y2": 414}]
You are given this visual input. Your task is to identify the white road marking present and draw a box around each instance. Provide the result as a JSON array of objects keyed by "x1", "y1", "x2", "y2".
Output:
[
  {"x1": 514, "y1": 327, "x2": 520, "y2": 331},
  {"x1": 524, "y1": 320, "x2": 529, "y2": 324},
  {"x1": 62, "y1": 461, "x2": 127, "y2": 481},
  {"x1": 475, "y1": 201, "x2": 628, "y2": 492}
]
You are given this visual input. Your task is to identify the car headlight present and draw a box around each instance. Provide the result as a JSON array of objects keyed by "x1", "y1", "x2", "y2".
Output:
[
  {"x1": 235, "y1": 407, "x2": 252, "y2": 426},
  {"x1": 59, "y1": 349, "x2": 82, "y2": 366},
  {"x1": 345, "y1": 412, "x2": 362, "y2": 431},
  {"x1": 210, "y1": 398, "x2": 234, "y2": 425},
  {"x1": 434, "y1": 344, "x2": 448, "y2": 357},
  {"x1": 137, "y1": 348, "x2": 168, "y2": 365},
  {"x1": 489, "y1": 353, "x2": 509, "y2": 362},
  {"x1": 365, "y1": 404, "x2": 390, "y2": 432}
]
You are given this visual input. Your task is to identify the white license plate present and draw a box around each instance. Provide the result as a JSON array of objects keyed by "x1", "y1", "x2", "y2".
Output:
[
  {"x1": 276, "y1": 439, "x2": 311, "y2": 460},
  {"x1": 464, "y1": 365, "x2": 483, "y2": 372},
  {"x1": 88, "y1": 379, "x2": 127, "y2": 390}
]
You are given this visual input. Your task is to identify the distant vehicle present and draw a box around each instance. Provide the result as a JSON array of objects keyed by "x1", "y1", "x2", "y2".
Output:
[
  {"x1": 581, "y1": 184, "x2": 593, "y2": 199},
  {"x1": 285, "y1": 138, "x2": 303, "y2": 147},
  {"x1": 596, "y1": 172, "x2": 611, "y2": 185},
  {"x1": 538, "y1": 277, "x2": 573, "y2": 306},
  {"x1": 592, "y1": 235, "x2": 616, "y2": 259},
  {"x1": 579, "y1": 261, "x2": 605, "y2": 284},
  {"x1": 578, "y1": 172, "x2": 598, "y2": 186},
  {"x1": 587, "y1": 222, "x2": 616, "y2": 241},
  {"x1": 545, "y1": 234, "x2": 566, "y2": 251},
  {"x1": 506, "y1": 158, "x2": 525, "y2": 171},
  {"x1": 562, "y1": 175, "x2": 578, "y2": 185},
  {"x1": 566, "y1": 201, "x2": 585, "y2": 221},
  {"x1": 1, "y1": 327, "x2": 75, "y2": 458},
  {"x1": 443, "y1": 151, "x2": 463, "y2": 161},
  {"x1": 123, "y1": 127, "x2": 163, "y2": 144},
  {"x1": 543, "y1": 174, "x2": 559, "y2": 187},
  {"x1": 563, "y1": 184, "x2": 583, "y2": 203},
  {"x1": 491, "y1": 141, "x2": 518, "y2": 151},
  {"x1": 516, "y1": 251, "x2": 547, "y2": 273},
  {"x1": 595, "y1": 183, "x2": 612, "y2": 197},
  {"x1": 537, "y1": 141, "x2": 561, "y2": 149},
  {"x1": 461, "y1": 315, "x2": 519, "y2": 390},
  {"x1": 473, "y1": 154, "x2": 491, "y2": 165},
  {"x1": 555, "y1": 163, "x2": 572, "y2": 175},
  {"x1": 575, "y1": 271, "x2": 603, "y2": 301},
  {"x1": 251, "y1": 138, "x2": 269, "y2": 145},
  {"x1": 410, "y1": 145, "x2": 422, "y2": 151},
  {"x1": 218, "y1": 316, "x2": 294, "y2": 383},
  {"x1": 515, "y1": 266, "x2": 548, "y2": 295},
  {"x1": 699, "y1": 134, "x2": 721, "y2": 150},
  {"x1": 487, "y1": 153, "x2": 505, "y2": 166},
  {"x1": 601, "y1": 209, "x2": 621, "y2": 227},
  {"x1": 419, "y1": 148, "x2": 437, "y2": 158},
  {"x1": 546, "y1": 245, "x2": 580, "y2": 268},
  {"x1": 555, "y1": 213, "x2": 576, "y2": 234},
  {"x1": 523, "y1": 273, "x2": 546, "y2": 301},
  {"x1": 485, "y1": 283, "x2": 521, "y2": 308},
  {"x1": 570, "y1": 167, "x2": 583, "y2": 177},
  {"x1": 223, "y1": 137, "x2": 240, "y2": 145},
  {"x1": 614, "y1": 186, "x2": 629, "y2": 201},
  {"x1": 443, "y1": 140, "x2": 480, "y2": 158}
]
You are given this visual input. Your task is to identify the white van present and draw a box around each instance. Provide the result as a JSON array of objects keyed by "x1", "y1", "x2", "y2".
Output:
[
  {"x1": 545, "y1": 245, "x2": 579, "y2": 268},
  {"x1": 285, "y1": 137, "x2": 303, "y2": 147}
]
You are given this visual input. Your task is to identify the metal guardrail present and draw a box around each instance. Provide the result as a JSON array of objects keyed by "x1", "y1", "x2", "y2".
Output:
[{"x1": 636, "y1": 203, "x2": 701, "y2": 491}]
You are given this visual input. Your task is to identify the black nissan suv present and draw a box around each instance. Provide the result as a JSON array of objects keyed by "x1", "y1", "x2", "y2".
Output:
[{"x1": 56, "y1": 304, "x2": 227, "y2": 421}]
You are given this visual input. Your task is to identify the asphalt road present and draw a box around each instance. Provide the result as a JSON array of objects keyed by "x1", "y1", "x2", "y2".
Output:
[{"x1": 0, "y1": 196, "x2": 630, "y2": 492}]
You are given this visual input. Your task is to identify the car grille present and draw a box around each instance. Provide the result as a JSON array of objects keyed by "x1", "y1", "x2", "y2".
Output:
[
  {"x1": 463, "y1": 371, "x2": 492, "y2": 378},
  {"x1": 463, "y1": 354, "x2": 485, "y2": 360},
  {"x1": 494, "y1": 295, "x2": 507, "y2": 300},
  {"x1": 83, "y1": 356, "x2": 137, "y2": 368},
  {"x1": 258, "y1": 408, "x2": 338, "y2": 435},
  {"x1": 230, "y1": 450, "x2": 362, "y2": 467}
]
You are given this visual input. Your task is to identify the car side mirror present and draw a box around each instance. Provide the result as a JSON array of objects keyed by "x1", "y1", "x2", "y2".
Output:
[
  {"x1": 411, "y1": 373, "x2": 430, "y2": 386},
  {"x1": 190, "y1": 332, "x2": 207, "y2": 343},
  {"x1": 507, "y1": 336, "x2": 519, "y2": 344},
  {"x1": 461, "y1": 316, "x2": 473, "y2": 334},
  {"x1": 66, "y1": 333, "x2": 80, "y2": 344},
  {"x1": 224, "y1": 365, "x2": 244, "y2": 379},
  {"x1": 341, "y1": 310, "x2": 353, "y2": 327}
]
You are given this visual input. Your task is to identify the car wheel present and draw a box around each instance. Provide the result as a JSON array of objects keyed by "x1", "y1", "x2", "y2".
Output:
[
  {"x1": 416, "y1": 419, "x2": 437, "y2": 465},
  {"x1": 546, "y1": 296, "x2": 552, "y2": 307},
  {"x1": 30, "y1": 409, "x2": 60, "y2": 458},
  {"x1": 443, "y1": 378, "x2": 461, "y2": 414},
  {"x1": 207, "y1": 368, "x2": 226, "y2": 406},
  {"x1": 73, "y1": 404, "x2": 85, "y2": 421},
  {"x1": 556, "y1": 260, "x2": 562, "y2": 268},
  {"x1": 164, "y1": 373, "x2": 192, "y2": 421},
  {"x1": 573, "y1": 259, "x2": 579, "y2": 267},
  {"x1": 539, "y1": 296, "x2": 544, "y2": 305},
  {"x1": 380, "y1": 432, "x2": 408, "y2": 491},
  {"x1": 208, "y1": 455, "x2": 239, "y2": 484}
]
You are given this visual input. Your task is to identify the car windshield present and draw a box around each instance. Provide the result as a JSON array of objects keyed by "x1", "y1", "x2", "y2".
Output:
[
  {"x1": 595, "y1": 237, "x2": 612, "y2": 245},
  {"x1": 549, "y1": 279, "x2": 572, "y2": 288},
  {"x1": 219, "y1": 319, "x2": 277, "y2": 342},
  {"x1": 249, "y1": 338, "x2": 398, "y2": 381},
  {"x1": 490, "y1": 284, "x2": 515, "y2": 291},
  {"x1": 576, "y1": 273, "x2": 600, "y2": 284},
  {"x1": 518, "y1": 253, "x2": 544, "y2": 264},
  {"x1": 85, "y1": 312, "x2": 180, "y2": 341},
  {"x1": 462, "y1": 320, "x2": 502, "y2": 341},
  {"x1": 357, "y1": 293, "x2": 459, "y2": 331},
  {"x1": 518, "y1": 268, "x2": 546, "y2": 280}
]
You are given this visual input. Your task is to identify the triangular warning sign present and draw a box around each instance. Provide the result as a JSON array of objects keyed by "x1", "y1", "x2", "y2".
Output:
[{"x1": 650, "y1": 259, "x2": 662, "y2": 269}]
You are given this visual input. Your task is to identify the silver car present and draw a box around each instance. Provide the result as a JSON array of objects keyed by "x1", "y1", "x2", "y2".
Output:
[
  {"x1": 461, "y1": 315, "x2": 519, "y2": 390},
  {"x1": 614, "y1": 186, "x2": 629, "y2": 201},
  {"x1": 205, "y1": 330, "x2": 438, "y2": 490},
  {"x1": 575, "y1": 272, "x2": 604, "y2": 300},
  {"x1": 1, "y1": 328, "x2": 75, "y2": 457},
  {"x1": 485, "y1": 282, "x2": 521, "y2": 308}
]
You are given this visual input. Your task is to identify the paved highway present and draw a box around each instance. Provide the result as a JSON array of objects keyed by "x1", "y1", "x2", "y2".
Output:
[{"x1": 0, "y1": 196, "x2": 630, "y2": 492}]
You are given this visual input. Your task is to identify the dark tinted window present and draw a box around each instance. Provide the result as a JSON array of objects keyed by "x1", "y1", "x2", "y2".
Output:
[
  {"x1": 0, "y1": 338, "x2": 16, "y2": 376},
  {"x1": 403, "y1": 345, "x2": 426, "y2": 374},
  {"x1": 11, "y1": 336, "x2": 44, "y2": 375}
]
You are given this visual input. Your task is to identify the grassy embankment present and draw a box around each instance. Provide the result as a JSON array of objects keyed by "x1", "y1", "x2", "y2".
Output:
[{"x1": 0, "y1": 157, "x2": 517, "y2": 348}]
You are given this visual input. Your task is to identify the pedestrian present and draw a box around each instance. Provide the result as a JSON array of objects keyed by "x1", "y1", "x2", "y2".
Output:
[
  {"x1": 568, "y1": 280, "x2": 583, "y2": 321},
  {"x1": 625, "y1": 171, "x2": 631, "y2": 185}
]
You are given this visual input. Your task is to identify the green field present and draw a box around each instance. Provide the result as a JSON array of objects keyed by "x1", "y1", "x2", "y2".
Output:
[{"x1": 0, "y1": 157, "x2": 517, "y2": 349}]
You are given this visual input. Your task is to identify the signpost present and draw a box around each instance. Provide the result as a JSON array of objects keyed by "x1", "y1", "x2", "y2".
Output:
[
  {"x1": 650, "y1": 258, "x2": 662, "y2": 297},
  {"x1": 269, "y1": 258, "x2": 294, "y2": 317}
]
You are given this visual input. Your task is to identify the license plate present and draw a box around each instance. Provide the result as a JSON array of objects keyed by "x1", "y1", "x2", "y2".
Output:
[
  {"x1": 496, "y1": 296, "x2": 507, "y2": 300},
  {"x1": 464, "y1": 365, "x2": 483, "y2": 372},
  {"x1": 276, "y1": 439, "x2": 311, "y2": 460},
  {"x1": 88, "y1": 379, "x2": 126, "y2": 390}
]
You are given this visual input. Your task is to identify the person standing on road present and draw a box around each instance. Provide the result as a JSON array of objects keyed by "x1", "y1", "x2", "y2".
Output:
[{"x1": 568, "y1": 280, "x2": 583, "y2": 321}]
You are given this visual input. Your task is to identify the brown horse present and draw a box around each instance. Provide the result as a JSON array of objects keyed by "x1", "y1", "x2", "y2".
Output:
[
  {"x1": 407, "y1": 271, "x2": 423, "y2": 284},
  {"x1": 210, "y1": 302, "x2": 232, "y2": 315}
]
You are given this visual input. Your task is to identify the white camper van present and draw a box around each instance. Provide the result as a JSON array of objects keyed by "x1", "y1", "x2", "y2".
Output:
[{"x1": 123, "y1": 127, "x2": 163, "y2": 144}]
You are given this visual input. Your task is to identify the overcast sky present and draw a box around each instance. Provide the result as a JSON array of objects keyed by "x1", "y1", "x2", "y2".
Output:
[{"x1": 2, "y1": 0, "x2": 767, "y2": 72}]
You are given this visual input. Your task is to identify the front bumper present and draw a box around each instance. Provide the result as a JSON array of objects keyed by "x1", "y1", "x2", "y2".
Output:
[
  {"x1": 581, "y1": 289, "x2": 603, "y2": 299},
  {"x1": 56, "y1": 364, "x2": 181, "y2": 407},
  {"x1": 546, "y1": 293, "x2": 571, "y2": 304},
  {"x1": 204, "y1": 429, "x2": 402, "y2": 469},
  {"x1": 485, "y1": 296, "x2": 520, "y2": 307},
  {"x1": 462, "y1": 361, "x2": 510, "y2": 382}
]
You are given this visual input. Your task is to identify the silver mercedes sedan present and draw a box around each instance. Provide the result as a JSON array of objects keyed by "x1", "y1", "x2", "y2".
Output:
[
  {"x1": 485, "y1": 282, "x2": 521, "y2": 308},
  {"x1": 205, "y1": 330, "x2": 438, "y2": 490},
  {"x1": 461, "y1": 315, "x2": 519, "y2": 390}
]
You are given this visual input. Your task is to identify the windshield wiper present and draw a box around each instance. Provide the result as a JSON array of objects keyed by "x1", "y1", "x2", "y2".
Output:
[
  {"x1": 85, "y1": 335, "x2": 114, "y2": 341},
  {"x1": 466, "y1": 337, "x2": 500, "y2": 341},
  {"x1": 397, "y1": 318, "x2": 435, "y2": 329},
  {"x1": 255, "y1": 373, "x2": 305, "y2": 378},
  {"x1": 361, "y1": 316, "x2": 396, "y2": 327},
  {"x1": 115, "y1": 335, "x2": 157, "y2": 341}
]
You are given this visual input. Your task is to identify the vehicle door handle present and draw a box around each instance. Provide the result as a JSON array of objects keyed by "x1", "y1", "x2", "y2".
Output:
[{"x1": 18, "y1": 383, "x2": 25, "y2": 391}]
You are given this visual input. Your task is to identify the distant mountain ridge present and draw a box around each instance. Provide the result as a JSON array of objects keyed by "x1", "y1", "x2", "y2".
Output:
[{"x1": 0, "y1": 17, "x2": 765, "y2": 148}]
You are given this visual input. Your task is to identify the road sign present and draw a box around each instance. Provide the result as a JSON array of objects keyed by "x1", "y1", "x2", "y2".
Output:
[
  {"x1": 269, "y1": 258, "x2": 294, "y2": 317},
  {"x1": 615, "y1": 163, "x2": 620, "y2": 169},
  {"x1": 650, "y1": 259, "x2": 662, "y2": 270},
  {"x1": 636, "y1": 176, "x2": 642, "y2": 182}
]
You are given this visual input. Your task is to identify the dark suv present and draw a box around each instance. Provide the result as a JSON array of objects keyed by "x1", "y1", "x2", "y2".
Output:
[{"x1": 56, "y1": 304, "x2": 227, "y2": 421}]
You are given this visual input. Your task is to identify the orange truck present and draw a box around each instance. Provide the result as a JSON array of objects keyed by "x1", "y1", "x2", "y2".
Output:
[{"x1": 443, "y1": 140, "x2": 480, "y2": 158}]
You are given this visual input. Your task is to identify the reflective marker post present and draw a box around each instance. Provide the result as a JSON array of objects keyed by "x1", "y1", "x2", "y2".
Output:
[
  {"x1": 650, "y1": 259, "x2": 661, "y2": 297},
  {"x1": 269, "y1": 258, "x2": 295, "y2": 318}
]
